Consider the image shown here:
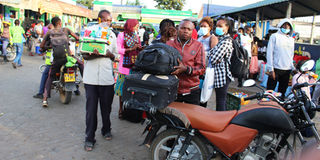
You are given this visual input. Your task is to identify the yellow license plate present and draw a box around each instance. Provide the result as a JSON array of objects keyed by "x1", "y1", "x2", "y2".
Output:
[{"x1": 64, "y1": 73, "x2": 75, "y2": 82}]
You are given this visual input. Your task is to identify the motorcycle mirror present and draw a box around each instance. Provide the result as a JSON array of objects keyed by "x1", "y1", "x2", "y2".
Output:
[
  {"x1": 243, "y1": 79, "x2": 256, "y2": 87},
  {"x1": 300, "y1": 60, "x2": 315, "y2": 72}
]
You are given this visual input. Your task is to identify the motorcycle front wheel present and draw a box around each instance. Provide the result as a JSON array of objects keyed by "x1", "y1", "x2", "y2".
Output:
[
  {"x1": 59, "y1": 90, "x2": 72, "y2": 104},
  {"x1": 150, "y1": 129, "x2": 209, "y2": 160}
]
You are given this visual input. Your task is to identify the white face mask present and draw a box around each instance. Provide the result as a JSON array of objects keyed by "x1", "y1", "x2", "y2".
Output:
[
  {"x1": 100, "y1": 22, "x2": 109, "y2": 28},
  {"x1": 198, "y1": 27, "x2": 209, "y2": 37}
]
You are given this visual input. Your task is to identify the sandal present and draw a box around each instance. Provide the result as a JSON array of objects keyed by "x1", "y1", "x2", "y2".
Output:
[{"x1": 84, "y1": 141, "x2": 94, "y2": 151}]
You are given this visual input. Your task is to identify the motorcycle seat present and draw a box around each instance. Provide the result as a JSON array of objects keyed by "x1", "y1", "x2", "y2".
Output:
[{"x1": 164, "y1": 102, "x2": 237, "y2": 132}]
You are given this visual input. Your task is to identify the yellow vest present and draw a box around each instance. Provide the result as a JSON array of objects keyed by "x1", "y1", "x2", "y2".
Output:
[{"x1": 45, "y1": 49, "x2": 53, "y2": 65}]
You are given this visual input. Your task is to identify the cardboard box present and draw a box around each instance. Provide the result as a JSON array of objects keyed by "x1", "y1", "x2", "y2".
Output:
[{"x1": 79, "y1": 37, "x2": 109, "y2": 55}]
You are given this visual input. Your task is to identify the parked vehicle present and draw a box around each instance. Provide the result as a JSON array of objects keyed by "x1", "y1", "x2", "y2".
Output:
[
  {"x1": 127, "y1": 59, "x2": 320, "y2": 160},
  {"x1": 0, "y1": 42, "x2": 16, "y2": 61}
]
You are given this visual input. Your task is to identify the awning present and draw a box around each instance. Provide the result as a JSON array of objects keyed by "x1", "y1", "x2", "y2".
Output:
[
  {"x1": 212, "y1": 0, "x2": 320, "y2": 21},
  {"x1": 39, "y1": 0, "x2": 63, "y2": 16},
  {"x1": 55, "y1": 0, "x2": 92, "y2": 18}
]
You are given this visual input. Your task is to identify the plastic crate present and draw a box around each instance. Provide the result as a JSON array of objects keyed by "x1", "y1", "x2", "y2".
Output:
[{"x1": 226, "y1": 92, "x2": 241, "y2": 110}]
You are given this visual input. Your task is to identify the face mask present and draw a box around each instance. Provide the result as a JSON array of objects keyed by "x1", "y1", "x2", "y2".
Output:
[
  {"x1": 281, "y1": 28, "x2": 290, "y2": 34},
  {"x1": 215, "y1": 27, "x2": 225, "y2": 36},
  {"x1": 100, "y1": 22, "x2": 109, "y2": 28},
  {"x1": 198, "y1": 27, "x2": 209, "y2": 37}
]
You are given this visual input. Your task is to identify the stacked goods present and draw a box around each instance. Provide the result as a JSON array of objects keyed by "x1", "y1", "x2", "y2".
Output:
[
  {"x1": 122, "y1": 43, "x2": 181, "y2": 112},
  {"x1": 79, "y1": 25, "x2": 111, "y2": 55}
]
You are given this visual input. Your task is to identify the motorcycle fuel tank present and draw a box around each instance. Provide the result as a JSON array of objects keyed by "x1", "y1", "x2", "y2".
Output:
[{"x1": 231, "y1": 107, "x2": 296, "y2": 133}]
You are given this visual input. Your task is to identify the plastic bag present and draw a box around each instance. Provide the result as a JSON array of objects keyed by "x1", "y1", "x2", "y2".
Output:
[{"x1": 200, "y1": 66, "x2": 215, "y2": 103}]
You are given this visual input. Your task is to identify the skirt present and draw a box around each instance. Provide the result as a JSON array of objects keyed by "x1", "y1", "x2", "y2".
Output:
[
  {"x1": 250, "y1": 56, "x2": 259, "y2": 74},
  {"x1": 114, "y1": 73, "x2": 127, "y2": 96}
]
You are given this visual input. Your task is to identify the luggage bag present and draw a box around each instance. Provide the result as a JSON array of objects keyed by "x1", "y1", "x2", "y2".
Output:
[{"x1": 122, "y1": 73, "x2": 179, "y2": 112}]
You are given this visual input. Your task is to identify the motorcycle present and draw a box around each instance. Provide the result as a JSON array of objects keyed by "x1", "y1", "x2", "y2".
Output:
[
  {"x1": 130, "y1": 59, "x2": 320, "y2": 160},
  {"x1": 51, "y1": 56, "x2": 80, "y2": 104},
  {"x1": 0, "y1": 41, "x2": 16, "y2": 61}
]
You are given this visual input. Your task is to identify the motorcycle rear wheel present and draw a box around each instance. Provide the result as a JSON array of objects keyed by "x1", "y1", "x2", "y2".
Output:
[
  {"x1": 150, "y1": 129, "x2": 209, "y2": 160},
  {"x1": 59, "y1": 90, "x2": 72, "y2": 104},
  {"x1": 6, "y1": 46, "x2": 16, "y2": 61}
]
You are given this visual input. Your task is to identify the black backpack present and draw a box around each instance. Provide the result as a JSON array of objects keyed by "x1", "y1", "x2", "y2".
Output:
[
  {"x1": 49, "y1": 29, "x2": 69, "y2": 59},
  {"x1": 134, "y1": 43, "x2": 182, "y2": 75},
  {"x1": 224, "y1": 37, "x2": 249, "y2": 78}
]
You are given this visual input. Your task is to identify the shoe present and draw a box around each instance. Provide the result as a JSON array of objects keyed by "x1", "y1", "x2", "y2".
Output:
[
  {"x1": 74, "y1": 90, "x2": 81, "y2": 96},
  {"x1": 102, "y1": 131, "x2": 112, "y2": 140},
  {"x1": 42, "y1": 101, "x2": 48, "y2": 107},
  {"x1": 33, "y1": 94, "x2": 43, "y2": 99},
  {"x1": 84, "y1": 141, "x2": 94, "y2": 152},
  {"x1": 12, "y1": 62, "x2": 16, "y2": 69},
  {"x1": 3, "y1": 56, "x2": 8, "y2": 62},
  {"x1": 17, "y1": 64, "x2": 23, "y2": 67}
]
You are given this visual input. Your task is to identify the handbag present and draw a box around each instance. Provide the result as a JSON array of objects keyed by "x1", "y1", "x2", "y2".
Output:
[
  {"x1": 123, "y1": 49, "x2": 139, "y2": 68},
  {"x1": 200, "y1": 61, "x2": 215, "y2": 103}
]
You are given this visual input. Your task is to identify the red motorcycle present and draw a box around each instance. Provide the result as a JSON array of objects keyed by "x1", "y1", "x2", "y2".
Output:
[{"x1": 132, "y1": 60, "x2": 320, "y2": 160}]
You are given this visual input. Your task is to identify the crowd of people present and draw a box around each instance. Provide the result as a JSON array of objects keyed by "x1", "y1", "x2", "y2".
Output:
[{"x1": 0, "y1": 8, "x2": 300, "y2": 151}]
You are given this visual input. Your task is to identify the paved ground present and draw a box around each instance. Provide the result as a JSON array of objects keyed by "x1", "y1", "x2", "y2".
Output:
[{"x1": 0, "y1": 48, "x2": 319, "y2": 160}]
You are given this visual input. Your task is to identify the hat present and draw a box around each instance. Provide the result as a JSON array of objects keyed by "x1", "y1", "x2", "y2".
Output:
[{"x1": 3, "y1": 21, "x2": 11, "y2": 26}]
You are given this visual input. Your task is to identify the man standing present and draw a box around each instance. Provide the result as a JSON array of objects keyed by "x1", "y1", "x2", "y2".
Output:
[
  {"x1": 1, "y1": 21, "x2": 11, "y2": 62},
  {"x1": 82, "y1": 10, "x2": 117, "y2": 151},
  {"x1": 266, "y1": 19, "x2": 295, "y2": 98},
  {"x1": 10, "y1": 19, "x2": 26, "y2": 68},
  {"x1": 167, "y1": 19, "x2": 205, "y2": 105}
]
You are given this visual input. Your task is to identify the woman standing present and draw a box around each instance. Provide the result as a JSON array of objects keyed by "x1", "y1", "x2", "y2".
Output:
[
  {"x1": 249, "y1": 37, "x2": 259, "y2": 78},
  {"x1": 115, "y1": 19, "x2": 141, "y2": 119},
  {"x1": 197, "y1": 16, "x2": 218, "y2": 107},
  {"x1": 207, "y1": 17, "x2": 234, "y2": 111}
]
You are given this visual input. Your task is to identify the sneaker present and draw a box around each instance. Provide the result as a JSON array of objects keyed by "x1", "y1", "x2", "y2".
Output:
[
  {"x1": 102, "y1": 132, "x2": 112, "y2": 140},
  {"x1": 33, "y1": 93, "x2": 43, "y2": 99},
  {"x1": 12, "y1": 62, "x2": 16, "y2": 69},
  {"x1": 74, "y1": 90, "x2": 81, "y2": 96},
  {"x1": 17, "y1": 64, "x2": 23, "y2": 67},
  {"x1": 42, "y1": 101, "x2": 48, "y2": 107}
]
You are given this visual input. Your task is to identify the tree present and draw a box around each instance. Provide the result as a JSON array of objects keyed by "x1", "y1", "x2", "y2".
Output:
[
  {"x1": 154, "y1": 0, "x2": 186, "y2": 10},
  {"x1": 77, "y1": 0, "x2": 93, "y2": 9},
  {"x1": 126, "y1": 0, "x2": 141, "y2": 6}
]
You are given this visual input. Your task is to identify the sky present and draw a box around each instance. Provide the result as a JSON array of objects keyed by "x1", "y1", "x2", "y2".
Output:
[{"x1": 107, "y1": 0, "x2": 263, "y2": 13}]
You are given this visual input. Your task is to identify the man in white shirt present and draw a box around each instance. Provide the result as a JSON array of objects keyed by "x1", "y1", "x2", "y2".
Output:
[
  {"x1": 82, "y1": 10, "x2": 117, "y2": 151},
  {"x1": 266, "y1": 18, "x2": 295, "y2": 98},
  {"x1": 138, "y1": 26, "x2": 145, "y2": 44}
]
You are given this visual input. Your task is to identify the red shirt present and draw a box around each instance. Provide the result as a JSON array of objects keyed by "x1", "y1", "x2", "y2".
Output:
[{"x1": 192, "y1": 29, "x2": 198, "y2": 40}]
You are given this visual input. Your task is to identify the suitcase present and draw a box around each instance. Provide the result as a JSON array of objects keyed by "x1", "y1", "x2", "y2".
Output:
[{"x1": 122, "y1": 74, "x2": 179, "y2": 112}]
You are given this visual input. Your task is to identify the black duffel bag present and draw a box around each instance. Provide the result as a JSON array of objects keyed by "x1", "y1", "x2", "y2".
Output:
[{"x1": 134, "y1": 43, "x2": 182, "y2": 75}]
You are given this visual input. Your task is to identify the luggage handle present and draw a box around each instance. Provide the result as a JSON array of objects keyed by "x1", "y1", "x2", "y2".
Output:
[
  {"x1": 127, "y1": 87, "x2": 157, "y2": 97},
  {"x1": 136, "y1": 48, "x2": 161, "y2": 67}
]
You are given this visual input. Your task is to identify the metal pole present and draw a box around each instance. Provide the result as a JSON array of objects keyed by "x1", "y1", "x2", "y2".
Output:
[
  {"x1": 207, "y1": 0, "x2": 209, "y2": 16},
  {"x1": 237, "y1": 15, "x2": 241, "y2": 29},
  {"x1": 256, "y1": 9, "x2": 260, "y2": 37},
  {"x1": 310, "y1": 13, "x2": 316, "y2": 44},
  {"x1": 286, "y1": 2, "x2": 292, "y2": 18}
]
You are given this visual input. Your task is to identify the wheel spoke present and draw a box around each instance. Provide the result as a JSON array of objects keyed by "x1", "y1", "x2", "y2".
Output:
[{"x1": 160, "y1": 144, "x2": 172, "y2": 152}]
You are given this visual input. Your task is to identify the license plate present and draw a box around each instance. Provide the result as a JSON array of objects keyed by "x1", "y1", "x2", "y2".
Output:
[{"x1": 64, "y1": 73, "x2": 75, "y2": 82}]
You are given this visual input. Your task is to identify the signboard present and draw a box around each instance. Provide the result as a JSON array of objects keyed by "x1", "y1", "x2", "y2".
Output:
[
  {"x1": 141, "y1": 8, "x2": 192, "y2": 17},
  {"x1": 0, "y1": 0, "x2": 20, "y2": 3},
  {"x1": 112, "y1": 5, "x2": 141, "y2": 14}
]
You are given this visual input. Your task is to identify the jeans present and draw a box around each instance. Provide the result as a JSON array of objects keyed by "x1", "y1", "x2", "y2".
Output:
[
  {"x1": 85, "y1": 84, "x2": 114, "y2": 143},
  {"x1": 215, "y1": 78, "x2": 231, "y2": 111},
  {"x1": 1, "y1": 38, "x2": 9, "y2": 56},
  {"x1": 38, "y1": 65, "x2": 51, "y2": 95},
  {"x1": 13, "y1": 43, "x2": 23, "y2": 65}
]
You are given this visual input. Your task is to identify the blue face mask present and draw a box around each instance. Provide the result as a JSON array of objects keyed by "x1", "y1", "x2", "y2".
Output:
[
  {"x1": 215, "y1": 27, "x2": 225, "y2": 36},
  {"x1": 281, "y1": 28, "x2": 290, "y2": 34}
]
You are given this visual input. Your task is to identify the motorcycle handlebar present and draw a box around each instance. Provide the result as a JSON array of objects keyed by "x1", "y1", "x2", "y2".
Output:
[{"x1": 243, "y1": 94, "x2": 259, "y2": 101}]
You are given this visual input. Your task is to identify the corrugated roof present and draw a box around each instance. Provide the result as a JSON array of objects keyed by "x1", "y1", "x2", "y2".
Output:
[{"x1": 212, "y1": 0, "x2": 288, "y2": 17}]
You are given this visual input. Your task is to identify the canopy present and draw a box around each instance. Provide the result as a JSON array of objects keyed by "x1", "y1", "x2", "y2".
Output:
[{"x1": 212, "y1": 0, "x2": 320, "y2": 21}]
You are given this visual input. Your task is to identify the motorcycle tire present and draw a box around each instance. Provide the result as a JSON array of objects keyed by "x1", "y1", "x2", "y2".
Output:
[
  {"x1": 6, "y1": 46, "x2": 16, "y2": 61},
  {"x1": 59, "y1": 90, "x2": 72, "y2": 104},
  {"x1": 150, "y1": 129, "x2": 209, "y2": 160}
]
